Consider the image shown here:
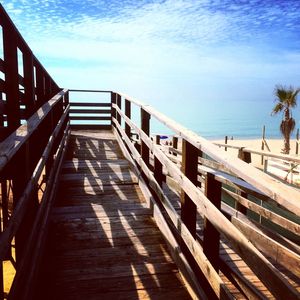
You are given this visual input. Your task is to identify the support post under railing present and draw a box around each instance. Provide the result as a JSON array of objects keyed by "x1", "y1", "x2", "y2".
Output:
[
  {"x1": 238, "y1": 148, "x2": 251, "y2": 164},
  {"x1": 203, "y1": 173, "x2": 221, "y2": 272},
  {"x1": 235, "y1": 191, "x2": 248, "y2": 215},
  {"x1": 296, "y1": 128, "x2": 299, "y2": 155},
  {"x1": 125, "y1": 99, "x2": 131, "y2": 138},
  {"x1": 116, "y1": 94, "x2": 121, "y2": 125},
  {"x1": 141, "y1": 108, "x2": 150, "y2": 167},
  {"x1": 63, "y1": 90, "x2": 69, "y2": 109},
  {"x1": 3, "y1": 22, "x2": 20, "y2": 132},
  {"x1": 261, "y1": 125, "x2": 265, "y2": 165},
  {"x1": 154, "y1": 135, "x2": 163, "y2": 186},
  {"x1": 35, "y1": 65, "x2": 45, "y2": 107},
  {"x1": 23, "y1": 49, "x2": 35, "y2": 118},
  {"x1": 111, "y1": 92, "x2": 116, "y2": 126},
  {"x1": 172, "y1": 136, "x2": 178, "y2": 156},
  {"x1": 180, "y1": 140, "x2": 197, "y2": 237}
]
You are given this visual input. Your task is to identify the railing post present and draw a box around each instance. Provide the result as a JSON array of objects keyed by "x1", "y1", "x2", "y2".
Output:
[
  {"x1": 141, "y1": 108, "x2": 150, "y2": 167},
  {"x1": 23, "y1": 49, "x2": 35, "y2": 118},
  {"x1": 235, "y1": 191, "x2": 248, "y2": 215},
  {"x1": 3, "y1": 21, "x2": 20, "y2": 132},
  {"x1": 172, "y1": 136, "x2": 178, "y2": 156},
  {"x1": 116, "y1": 94, "x2": 121, "y2": 125},
  {"x1": 44, "y1": 75, "x2": 51, "y2": 101},
  {"x1": 125, "y1": 99, "x2": 131, "y2": 138},
  {"x1": 203, "y1": 173, "x2": 221, "y2": 272},
  {"x1": 154, "y1": 135, "x2": 163, "y2": 186},
  {"x1": 296, "y1": 128, "x2": 299, "y2": 155},
  {"x1": 111, "y1": 92, "x2": 116, "y2": 127},
  {"x1": 180, "y1": 140, "x2": 197, "y2": 237},
  {"x1": 35, "y1": 64, "x2": 45, "y2": 107},
  {"x1": 238, "y1": 148, "x2": 251, "y2": 163},
  {"x1": 261, "y1": 125, "x2": 265, "y2": 165},
  {"x1": 64, "y1": 90, "x2": 69, "y2": 109}
]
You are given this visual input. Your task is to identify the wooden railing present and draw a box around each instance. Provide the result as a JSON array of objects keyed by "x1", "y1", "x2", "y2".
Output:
[
  {"x1": 0, "y1": 89, "x2": 70, "y2": 300},
  {"x1": 0, "y1": 4, "x2": 60, "y2": 141},
  {"x1": 214, "y1": 142, "x2": 300, "y2": 185},
  {"x1": 111, "y1": 92, "x2": 300, "y2": 299},
  {"x1": 68, "y1": 89, "x2": 112, "y2": 129}
]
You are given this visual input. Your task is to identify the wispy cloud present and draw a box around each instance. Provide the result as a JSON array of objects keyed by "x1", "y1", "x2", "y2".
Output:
[{"x1": 2, "y1": 0, "x2": 300, "y2": 101}]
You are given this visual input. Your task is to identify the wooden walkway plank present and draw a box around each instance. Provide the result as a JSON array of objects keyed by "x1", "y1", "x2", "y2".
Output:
[{"x1": 36, "y1": 130, "x2": 192, "y2": 300}]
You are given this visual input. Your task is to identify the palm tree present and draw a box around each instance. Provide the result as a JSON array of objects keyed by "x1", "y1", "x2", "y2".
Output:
[{"x1": 271, "y1": 85, "x2": 299, "y2": 154}]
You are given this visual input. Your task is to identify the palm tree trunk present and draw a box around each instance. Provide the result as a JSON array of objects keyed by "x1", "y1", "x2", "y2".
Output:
[
  {"x1": 284, "y1": 109, "x2": 291, "y2": 154},
  {"x1": 284, "y1": 133, "x2": 290, "y2": 154}
]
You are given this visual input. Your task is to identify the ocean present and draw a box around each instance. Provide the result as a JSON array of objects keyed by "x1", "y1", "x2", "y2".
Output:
[
  {"x1": 149, "y1": 99, "x2": 300, "y2": 140},
  {"x1": 69, "y1": 91, "x2": 300, "y2": 141}
]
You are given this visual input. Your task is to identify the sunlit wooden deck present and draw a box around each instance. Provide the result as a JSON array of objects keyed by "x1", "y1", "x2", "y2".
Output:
[
  {"x1": 36, "y1": 130, "x2": 192, "y2": 300},
  {"x1": 1, "y1": 5, "x2": 300, "y2": 298}
]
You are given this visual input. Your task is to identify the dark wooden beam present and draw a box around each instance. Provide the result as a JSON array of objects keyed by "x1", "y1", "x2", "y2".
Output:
[
  {"x1": 141, "y1": 108, "x2": 150, "y2": 167},
  {"x1": 3, "y1": 22, "x2": 20, "y2": 132},
  {"x1": 111, "y1": 92, "x2": 116, "y2": 126},
  {"x1": 203, "y1": 172, "x2": 221, "y2": 272},
  {"x1": 116, "y1": 94, "x2": 121, "y2": 125},
  {"x1": 23, "y1": 49, "x2": 35, "y2": 118},
  {"x1": 125, "y1": 99, "x2": 131, "y2": 138},
  {"x1": 154, "y1": 135, "x2": 163, "y2": 186},
  {"x1": 180, "y1": 139, "x2": 198, "y2": 237}
]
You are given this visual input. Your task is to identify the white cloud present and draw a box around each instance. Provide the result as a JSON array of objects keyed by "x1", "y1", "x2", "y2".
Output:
[{"x1": 2, "y1": 0, "x2": 300, "y2": 106}]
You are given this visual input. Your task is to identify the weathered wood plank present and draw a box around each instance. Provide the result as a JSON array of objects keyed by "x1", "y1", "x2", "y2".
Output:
[{"x1": 37, "y1": 129, "x2": 192, "y2": 300}]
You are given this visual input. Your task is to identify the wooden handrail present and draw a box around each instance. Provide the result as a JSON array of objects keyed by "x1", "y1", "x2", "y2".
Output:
[
  {"x1": 112, "y1": 102, "x2": 296, "y2": 297},
  {"x1": 215, "y1": 142, "x2": 300, "y2": 163},
  {"x1": 0, "y1": 89, "x2": 70, "y2": 299},
  {"x1": 112, "y1": 95, "x2": 300, "y2": 299},
  {"x1": 116, "y1": 92, "x2": 300, "y2": 216},
  {"x1": 0, "y1": 89, "x2": 68, "y2": 172}
]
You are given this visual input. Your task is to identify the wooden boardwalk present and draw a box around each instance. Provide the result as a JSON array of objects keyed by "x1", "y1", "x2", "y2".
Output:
[
  {"x1": 36, "y1": 130, "x2": 192, "y2": 300},
  {"x1": 1, "y1": 6, "x2": 300, "y2": 298}
]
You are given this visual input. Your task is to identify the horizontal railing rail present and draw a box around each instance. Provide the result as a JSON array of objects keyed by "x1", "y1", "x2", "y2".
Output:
[
  {"x1": 111, "y1": 91, "x2": 300, "y2": 299},
  {"x1": 68, "y1": 89, "x2": 112, "y2": 130},
  {"x1": 215, "y1": 142, "x2": 300, "y2": 163},
  {"x1": 0, "y1": 89, "x2": 70, "y2": 300}
]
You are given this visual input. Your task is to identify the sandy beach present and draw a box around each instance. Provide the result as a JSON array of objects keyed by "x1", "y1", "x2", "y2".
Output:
[{"x1": 212, "y1": 138, "x2": 299, "y2": 168}]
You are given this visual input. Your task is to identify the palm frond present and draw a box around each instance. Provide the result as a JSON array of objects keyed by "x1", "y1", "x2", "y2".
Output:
[
  {"x1": 271, "y1": 102, "x2": 283, "y2": 115},
  {"x1": 274, "y1": 85, "x2": 287, "y2": 103}
]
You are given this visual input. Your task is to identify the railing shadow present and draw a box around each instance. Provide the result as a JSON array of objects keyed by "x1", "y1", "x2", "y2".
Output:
[{"x1": 37, "y1": 131, "x2": 189, "y2": 299}]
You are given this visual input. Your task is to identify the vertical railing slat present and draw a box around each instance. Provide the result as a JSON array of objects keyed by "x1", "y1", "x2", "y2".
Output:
[
  {"x1": 203, "y1": 173, "x2": 221, "y2": 272},
  {"x1": 141, "y1": 108, "x2": 150, "y2": 167},
  {"x1": 125, "y1": 99, "x2": 131, "y2": 138},
  {"x1": 172, "y1": 136, "x2": 178, "y2": 156},
  {"x1": 180, "y1": 140, "x2": 198, "y2": 237},
  {"x1": 35, "y1": 64, "x2": 44, "y2": 107},
  {"x1": 116, "y1": 94, "x2": 121, "y2": 125},
  {"x1": 154, "y1": 135, "x2": 164, "y2": 186},
  {"x1": 23, "y1": 49, "x2": 35, "y2": 118},
  {"x1": 3, "y1": 22, "x2": 20, "y2": 132},
  {"x1": 111, "y1": 92, "x2": 116, "y2": 126}
]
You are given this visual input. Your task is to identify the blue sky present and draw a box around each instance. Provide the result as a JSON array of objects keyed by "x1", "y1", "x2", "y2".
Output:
[{"x1": 2, "y1": 0, "x2": 300, "y2": 137}]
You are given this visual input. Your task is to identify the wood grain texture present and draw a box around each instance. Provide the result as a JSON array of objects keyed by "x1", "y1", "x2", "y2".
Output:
[{"x1": 36, "y1": 130, "x2": 192, "y2": 300}]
